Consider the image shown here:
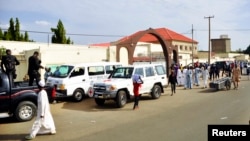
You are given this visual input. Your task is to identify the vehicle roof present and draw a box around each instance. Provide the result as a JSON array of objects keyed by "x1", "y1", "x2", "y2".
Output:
[
  {"x1": 60, "y1": 62, "x2": 122, "y2": 67},
  {"x1": 118, "y1": 63, "x2": 165, "y2": 68}
]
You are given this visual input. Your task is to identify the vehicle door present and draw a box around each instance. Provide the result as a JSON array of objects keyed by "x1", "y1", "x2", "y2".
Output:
[
  {"x1": 143, "y1": 66, "x2": 156, "y2": 93},
  {"x1": 66, "y1": 67, "x2": 86, "y2": 95},
  {"x1": 133, "y1": 67, "x2": 147, "y2": 93},
  {"x1": 87, "y1": 65, "x2": 106, "y2": 86},
  {"x1": 0, "y1": 75, "x2": 10, "y2": 112},
  {"x1": 154, "y1": 65, "x2": 167, "y2": 87}
]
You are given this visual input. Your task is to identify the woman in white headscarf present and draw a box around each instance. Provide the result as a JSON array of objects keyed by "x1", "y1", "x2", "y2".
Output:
[{"x1": 25, "y1": 80, "x2": 56, "y2": 140}]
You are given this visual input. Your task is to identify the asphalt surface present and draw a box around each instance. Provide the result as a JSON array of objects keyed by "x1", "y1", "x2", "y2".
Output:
[{"x1": 0, "y1": 75, "x2": 249, "y2": 141}]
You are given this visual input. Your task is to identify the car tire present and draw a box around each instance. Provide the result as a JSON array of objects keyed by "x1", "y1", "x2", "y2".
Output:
[
  {"x1": 151, "y1": 84, "x2": 161, "y2": 99},
  {"x1": 116, "y1": 90, "x2": 127, "y2": 108},
  {"x1": 73, "y1": 89, "x2": 84, "y2": 102},
  {"x1": 15, "y1": 101, "x2": 37, "y2": 122},
  {"x1": 225, "y1": 80, "x2": 231, "y2": 90},
  {"x1": 95, "y1": 98, "x2": 105, "y2": 106}
]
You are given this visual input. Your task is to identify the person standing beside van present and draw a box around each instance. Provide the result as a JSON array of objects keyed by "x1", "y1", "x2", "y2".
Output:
[
  {"x1": 44, "y1": 67, "x2": 52, "y2": 82},
  {"x1": 132, "y1": 73, "x2": 143, "y2": 110},
  {"x1": 28, "y1": 51, "x2": 44, "y2": 86}
]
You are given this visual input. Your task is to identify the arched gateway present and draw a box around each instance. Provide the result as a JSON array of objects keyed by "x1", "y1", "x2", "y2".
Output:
[{"x1": 116, "y1": 28, "x2": 179, "y2": 76}]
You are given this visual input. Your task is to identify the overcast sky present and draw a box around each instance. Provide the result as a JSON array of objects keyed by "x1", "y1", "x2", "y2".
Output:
[{"x1": 0, "y1": 0, "x2": 250, "y2": 51}]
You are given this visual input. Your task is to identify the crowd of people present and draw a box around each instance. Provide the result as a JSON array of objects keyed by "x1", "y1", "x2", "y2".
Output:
[{"x1": 169, "y1": 61, "x2": 250, "y2": 94}]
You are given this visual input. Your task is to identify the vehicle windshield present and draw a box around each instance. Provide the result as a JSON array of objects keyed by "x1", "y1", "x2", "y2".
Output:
[
  {"x1": 50, "y1": 65, "x2": 74, "y2": 78},
  {"x1": 111, "y1": 67, "x2": 134, "y2": 78}
]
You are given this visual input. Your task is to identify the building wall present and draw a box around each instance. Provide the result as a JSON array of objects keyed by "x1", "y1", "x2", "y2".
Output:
[
  {"x1": 0, "y1": 41, "x2": 109, "y2": 81},
  {"x1": 172, "y1": 41, "x2": 198, "y2": 55},
  {"x1": 211, "y1": 37, "x2": 231, "y2": 53}
]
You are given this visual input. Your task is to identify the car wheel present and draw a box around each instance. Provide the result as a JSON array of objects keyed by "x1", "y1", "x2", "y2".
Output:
[
  {"x1": 15, "y1": 101, "x2": 37, "y2": 122},
  {"x1": 116, "y1": 90, "x2": 127, "y2": 108},
  {"x1": 151, "y1": 84, "x2": 161, "y2": 99},
  {"x1": 73, "y1": 89, "x2": 84, "y2": 102},
  {"x1": 95, "y1": 98, "x2": 105, "y2": 106},
  {"x1": 225, "y1": 80, "x2": 231, "y2": 90}
]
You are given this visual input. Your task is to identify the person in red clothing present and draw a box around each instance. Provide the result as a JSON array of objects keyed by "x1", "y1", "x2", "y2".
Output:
[
  {"x1": 168, "y1": 70, "x2": 178, "y2": 96},
  {"x1": 132, "y1": 74, "x2": 144, "y2": 110}
]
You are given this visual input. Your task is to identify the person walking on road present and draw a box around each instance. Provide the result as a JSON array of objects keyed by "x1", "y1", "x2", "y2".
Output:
[
  {"x1": 201, "y1": 66, "x2": 209, "y2": 88},
  {"x1": 132, "y1": 73, "x2": 143, "y2": 110},
  {"x1": 232, "y1": 63, "x2": 241, "y2": 90},
  {"x1": 185, "y1": 66, "x2": 193, "y2": 89},
  {"x1": 194, "y1": 66, "x2": 200, "y2": 86},
  {"x1": 25, "y1": 80, "x2": 56, "y2": 140},
  {"x1": 168, "y1": 70, "x2": 178, "y2": 96},
  {"x1": 28, "y1": 51, "x2": 44, "y2": 86}
]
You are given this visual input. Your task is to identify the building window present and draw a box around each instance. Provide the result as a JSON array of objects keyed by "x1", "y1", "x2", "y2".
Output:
[
  {"x1": 185, "y1": 46, "x2": 187, "y2": 50},
  {"x1": 189, "y1": 46, "x2": 192, "y2": 50},
  {"x1": 180, "y1": 45, "x2": 183, "y2": 50},
  {"x1": 179, "y1": 56, "x2": 182, "y2": 59}
]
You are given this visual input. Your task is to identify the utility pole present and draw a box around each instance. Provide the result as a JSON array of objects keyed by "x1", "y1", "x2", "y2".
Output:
[
  {"x1": 204, "y1": 15, "x2": 214, "y2": 64},
  {"x1": 191, "y1": 24, "x2": 194, "y2": 67}
]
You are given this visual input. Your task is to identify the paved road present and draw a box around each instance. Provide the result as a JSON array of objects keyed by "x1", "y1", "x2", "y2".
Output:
[{"x1": 0, "y1": 76, "x2": 250, "y2": 141}]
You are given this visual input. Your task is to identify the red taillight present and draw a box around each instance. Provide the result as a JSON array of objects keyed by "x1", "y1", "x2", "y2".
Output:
[{"x1": 52, "y1": 87, "x2": 56, "y2": 99}]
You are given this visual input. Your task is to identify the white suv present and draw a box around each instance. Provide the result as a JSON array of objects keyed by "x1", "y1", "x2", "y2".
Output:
[{"x1": 89, "y1": 64, "x2": 167, "y2": 108}]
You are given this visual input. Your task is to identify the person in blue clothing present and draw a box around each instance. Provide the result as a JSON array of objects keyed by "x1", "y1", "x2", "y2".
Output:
[
  {"x1": 44, "y1": 67, "x2": 52, "y2": 82},
  {"x1": 194, "y1": 66, "x2": 200, "y2": 86},
  {"x1": 53, "y1": 66, "x2": 61, "y2": 76},
  {"x1": 185, "y1": 66, "x2": 193, "y2": 89}
]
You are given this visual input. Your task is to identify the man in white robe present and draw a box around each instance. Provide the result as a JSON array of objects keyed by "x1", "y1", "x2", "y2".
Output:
[
  {"x1": 177, "y1": 68, "x2": 182, "y2": 86},
  {"x1": 183, "y1": 67, "x2": 187, "y2": 89},
  {"x1": 201, "y1": 66, "x2": 209, "y2": 88},
  {"x1": 25, "y1": 80, "x2": 56, "y2": 140}
]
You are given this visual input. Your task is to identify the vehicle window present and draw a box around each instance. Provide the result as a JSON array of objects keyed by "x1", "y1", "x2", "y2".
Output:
[
  {"x1": 105, "y1": 65, "x2": 122, "y2": 74},
  {"x1": 51, "y1": 65, "x2": 74, "y2": 78},
  {"x1": 145, "y1": 67, "x2": 154, "y2": 77},
  {"x1": 155, "y1": 65, "x2": 166, "y2": 75},
  {"x1": 88, "y1": 66, "x2": 104, "y2": 76},
  {"x1": 70, "y1": 67, "x2": 85, "y2": 77},
  {"x1": 134, "y1": 68, "x2": 144, "y2": 77},
  {"x1": 112, "y1": 68, "x2": 133, "y2": 78}
]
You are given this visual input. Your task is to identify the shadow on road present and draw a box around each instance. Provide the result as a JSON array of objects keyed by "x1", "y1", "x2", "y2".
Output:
[
  {"x1": 59, "y1": 95, "x2": 157, "y2": 112},
  {"x1": 0, "y1": 134, "x2": 27, "y2": 141},
  {"x1": 0, "y1": 117, "x2": 19, "y2": 124}
]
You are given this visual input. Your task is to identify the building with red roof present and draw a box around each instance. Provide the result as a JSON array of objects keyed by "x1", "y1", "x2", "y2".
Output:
[{"x1": 90, "y1": 27, "x2": 198, "y2": 64}]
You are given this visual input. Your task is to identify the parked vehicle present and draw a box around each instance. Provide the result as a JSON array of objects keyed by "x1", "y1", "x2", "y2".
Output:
[
  {"x1": 46, "y1": 62, "x2": 122, "y2": 102},
  {"x1": 89, "y1": 64, "x2": 167, "y2": 108},
  {"x1": 0, "y1": 70, "x2": 56, "y2": 122}
]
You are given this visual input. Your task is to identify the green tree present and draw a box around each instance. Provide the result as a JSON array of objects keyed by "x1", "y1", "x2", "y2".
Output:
[
  {"x1": 2, "y1": 17, "x2": 31, "y2": 42},
  {"x1": 8, "y1": 18, "x2": 15, "y2": 40},
  {"x1": 24, "y1": 31, "x2": 29, "y2": 41},
  {"x1": 15, "y1": 18, "x2": 20, "y2": 41},
  {"x1": 0, "y1": 47, "x2": 6, "y2": 60},
  {"x1": 51, "y1": 19, "x2": 73, "y2": 44},
  {"x1": 0, "y1": 28, "x2": 3, "y2": 40},
  {"x1": 235, "y1": 48, "x2": 243, "y2": 53},
  {"x1": 243, "y1": 44, "x2": 250, "y2": 56}
]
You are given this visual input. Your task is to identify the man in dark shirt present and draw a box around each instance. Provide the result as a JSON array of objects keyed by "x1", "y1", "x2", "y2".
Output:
[
  {"x1": 28, "y1": 51, "x2": 44, "y2": 86},
  {"x1": 1, "y1": 49, "x2": 20, "y2": 87}
]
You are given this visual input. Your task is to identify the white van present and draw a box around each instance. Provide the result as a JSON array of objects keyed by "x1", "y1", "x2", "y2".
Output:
[{"x1": 46, "y1": 62, "x2": 122, "y2": 102}]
